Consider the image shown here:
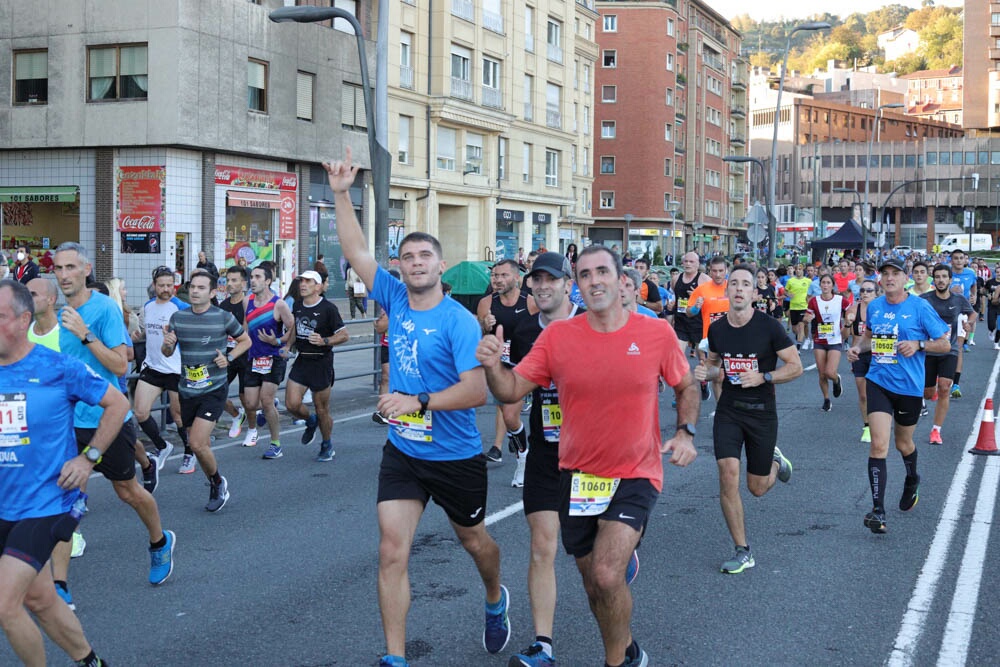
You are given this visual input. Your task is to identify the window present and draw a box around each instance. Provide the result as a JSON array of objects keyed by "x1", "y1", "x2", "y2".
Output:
[
  {"x1": 245, "y1": 58, "x2": 268, "y2": 111},
  {"x1": 523, "y1": 143, "x2": 532, "y2": 183},
  {"x1": 665, "y1": 88, "x2": 673, "y2": 106},
  {"x1": 398, "y1": 115, "x2": 411, "y2": 164},
  {"x1": 340, "y1": 82, "x2": 367, "y2": 130},
  {"x1": 332, "y1": 0, "x2": 359, "y2": 34},
  {"x1": 400, "y1": 32, "x2": 414, "y2": 89},
  {"x1": 603, "y1": 50, "x2": 617, "y2": 68},
  {"x1": 525, "y1": 6, "x2": 535, "y2": 52},
  {"x1": 666, "y1": 53, "x2": 674, "y2": 71},
  {"x1": 293, "y1": 71, "x2": 315, "y2": 121},
  {"x1": 600, "y1": 156, "x2": 615, "y2": 174},
  {"x1": 667, "y1": 18, "x2": 675, "y2": 36},
  {"x1": 437, "y1": 126, "x2": 456, "y2": 171},
  {"x1": 14, "y1": 50, "x2": 48, "y2": 105},
  {"x1": 89, "y1": 44, "x2": 148, "y2": 101},
  {"x1": 583, "y1": 64, "x2": 591, "y2": 93},
  {"x1": 465, "y1": 132, "x2": 484, "y2": 173},
  {"x1": 482, "y1": 57, "x2": 501, "y2": 108},
  {"x1": 601, "y1": 120, "x2": 616, "y2": 138},
  {"x1": 483, "y1": 0, "x2": 504, "y2": 33},
  {"x1": 545, "y1": 82, "x2": 561, "y2": 129},
  {"x1": 499, "y1": 137, "x2": 507, "y2": 180},
  {"x1": 603, "y1": 15, "x2": 617, "y2": 32},
  {"x1": 583, "y1": 106, "x2": 590, "y2": 134},
  {"x1": 573, "y1": 103, "x2": 578, "y2": 132},
  {"x1": 547, "y1": 19, "x2": 563, "y2": 63},
  {"x1": 451, "y1": 45, "x2": 472, "y2": 99},
  {"x1": 524, "y1": 74, "x2": 534, "y2": 120},
  {"x1": 571, "y1": 144, "x2": 578, "y2": 174},
  {"x1": 582, "y1": 147, "x2": 590, "y2": 176},
  {"x1": 574, "y1": 59, "x2": 579, "y2": 89},
  {"x1": 664, "y1": 123, "x2": 672, "y2": 141},
  {"x1": 664, "y1": 158, "x2": 672, "y2": 176},
  {"x1": 545, "y1": 149, "x2": 559, "y2": 186},
  {"x1": 600, "y1": 191, "x2": 615, "y2": 208},
  {"x1": 602, "y1": 85, "x2": 617, "y2": 102}
]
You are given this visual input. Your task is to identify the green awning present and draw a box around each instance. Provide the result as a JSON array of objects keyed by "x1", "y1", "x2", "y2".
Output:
[{"x1": 0, "y1": 186, "x2": 78, "y2": 203}]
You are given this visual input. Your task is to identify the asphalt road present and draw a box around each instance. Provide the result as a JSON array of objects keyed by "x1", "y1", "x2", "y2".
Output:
[{"x1": 5, "y1": 329, "x2": 1000, "y2": 666}]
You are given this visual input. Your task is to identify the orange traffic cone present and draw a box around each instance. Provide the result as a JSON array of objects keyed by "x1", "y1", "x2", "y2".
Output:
[{"x1": 969, "y1": 398, "x2": 1000, "y2": 456}]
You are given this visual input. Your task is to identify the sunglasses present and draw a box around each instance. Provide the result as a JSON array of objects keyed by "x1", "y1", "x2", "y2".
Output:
[
  {"x1": 859, "y1": 288, "x2": 876, "y2": 293},
  {"x1": 152, "y1": 265, "x2": 173, "y2": 279}
]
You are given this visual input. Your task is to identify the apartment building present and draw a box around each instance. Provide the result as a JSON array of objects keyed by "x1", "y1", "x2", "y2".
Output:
[
  {"x1": 0, "y1": 0, "x2": 375, "y2": 298},
  {"x1": 387, "y1": 0, "x2": 598, "y2": 264},
  {"x1": 963, "y1": 0, "x2": 1000, "y2": 131},
  {"x1": 902, "y1": 66, "x2": 963, "y2": 126},
  {"x1": 592, "y1": 0, "x2": 747, "y2": 259}
]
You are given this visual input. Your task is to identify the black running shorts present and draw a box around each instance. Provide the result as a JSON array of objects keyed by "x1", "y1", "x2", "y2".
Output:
[
  {"x1": 244, "y1": 356, "x2": 287, "y2": 388},
  {"x1": 789, "y1": 309, "x2": 807, "y2": 326},
  {"x1": 138, "y1": 367, "x2": 179, "y2": 393},
  {"x1": 180, "y1": 385, "x2": 229, "y2": 427},
  {"x1": 712, "y1": 398, "x2": 779, "y2": 477},
  {"x1": 380, "y1": 345, "x2": 389, "y2": 365},
  {"x1": 851, "y1": 353, "x2": 872, "y2": 378},
  {"x1": 0, "y1": 515, "x2": 64, "y2": 572},
  {"x1": 74, "y1": 421, "x2": 137, "y2": 482},
  {"x1": 866, "y1": 379, "x2": 922, "y2": 427},
  {"x1": 227, "y1": 355, "x2": 247, "y2": 393},
  {"x1": 522, "y1": 443, "x2": 561, "y2": 515},
  {"x1": 924, "y1": 354, "x2": 958, "y2": 387},
  {"x1": 288, "y1": 355, "x2": 335, "y2": 392},
  {"x1": 558, "y1": 474, "x2": 658, "y2": 558},
  {"x1": 673, "y1": 315, "x2": 701, "y2": 343},
  {"x1": 377, "y1": 441, "x2": 489, "y2": 527}
]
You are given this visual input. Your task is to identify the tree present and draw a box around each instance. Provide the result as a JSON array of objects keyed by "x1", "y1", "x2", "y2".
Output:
[
  {"x1": 921, "y1": 10, "x2": 963, "y2": 69},
  {"x1": 865, "y1": 4, "x2": 913, "y2": 34},
  {"x1": 886, "y1": 52, "x2": 928, "y2": 75}
]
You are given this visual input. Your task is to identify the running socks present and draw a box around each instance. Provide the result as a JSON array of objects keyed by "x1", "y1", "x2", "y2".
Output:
[
  {"x1": 868, "y1": 457, "x2": 887, "y2": 510},
  {"x1": 138, "y1": 417, "x2": 168, "y2": 450},
  {"x1": 210, "y1": 471, "x2": 223, "y2": 486},
  {"x1": 150, "y1": 534, "x2": 167, "y2": 550},
  {"x1": 605, "y1": 640, "x2": 642, "y2": 667},
  {"x1": 902, "y1": 450, "x2": 918, "y2": 479},
  {"x1": 76, "y1": 651, "x2": 107, "y2": 667},
  {"x1": 954, "y1": 372, "x2": 962, "y2": 385},
  {"x1": 535, "y1": 636, "x2": 554, "y2": 658}
]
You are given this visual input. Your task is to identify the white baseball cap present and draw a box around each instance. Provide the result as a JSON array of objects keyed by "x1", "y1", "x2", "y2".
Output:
[{"x1": 299, "y1": 270, "x2": 324, "y2": 283}]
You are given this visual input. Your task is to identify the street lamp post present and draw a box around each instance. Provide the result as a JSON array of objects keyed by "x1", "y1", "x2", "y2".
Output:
[
  {"x1": 623, "y1": 213, "x2": 634, "y2": 260},
  {"x1": 768, "y1": 21, "x2": 831, "y2": 267},
  {"x1": 270, "y1": 5, "x2": 393, "y2": 264},
  {"x1": 863, "y1": 102, "x2": 903, "y2": 260}
]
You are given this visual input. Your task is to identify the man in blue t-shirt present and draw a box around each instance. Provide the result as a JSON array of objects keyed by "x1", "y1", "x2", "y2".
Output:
[
  {"x1": 947, "y1": 249, "x2": 978, "y2": 397},
  {"x1": 0, "y1": 280, "x2": 127, "y2": 667},
  {"x1": 323, "y1": 148, "x2": 511, "y2": 666},
  {"x1": 49, "y1": 243, "x2": 176, "y2": 608},
  {"x1": 847, "y1": 257, "x2": 950, "y2": 536}
]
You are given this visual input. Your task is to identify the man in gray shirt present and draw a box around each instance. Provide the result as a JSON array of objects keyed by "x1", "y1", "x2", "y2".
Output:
[
  {"x1": 920, "y1": 263, "x2": 973, "y2": 445},
  {"x1": 163, "y1": 270, "x2": 250, "y2": 511}
]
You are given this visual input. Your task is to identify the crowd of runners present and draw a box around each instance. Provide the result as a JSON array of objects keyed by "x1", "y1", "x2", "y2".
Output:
[{"x1": 0, "y1": 145, "x2": 995, "y2": 667}]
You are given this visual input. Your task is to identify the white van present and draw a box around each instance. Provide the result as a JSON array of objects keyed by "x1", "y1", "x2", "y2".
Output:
[{"x1": 938, "y1": 234, "x2": 993, "y2": 252}]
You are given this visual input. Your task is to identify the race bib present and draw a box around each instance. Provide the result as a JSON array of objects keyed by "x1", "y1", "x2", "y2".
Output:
[
  {"x1": 184, "y1": 364, "x2": 210, "y2": 390},
  {"x1": 0, "y1": 394, "x2": 29, "y2": 447},
  {"x1": 677, "y1": 298, "x2": 688, "y2": 314},
  {"x1": 722, "y1": 356, "x2": 758, "y2": 385},
  {"x1": 817, "y1": 323, "x2": 835, "y2": 339},
  {"x1": 872, "y1": 335, "x2": 898, "y2": 364},
  {"x1": 541, "y1": 401, "x2": 562, "y2": 443},
  {"x1": 501, "y1": 340, "x2": 512, "y2": 366},
  {"x1": 226, "y1": 335, "x2": 236, "y2": 350},
  {"x1": 709, "y1": 310, "x2": 727, "y2": 324},
  {"x1": 569, "y1": 472, "x2": 620, "y2": 516},
  {"x1": 389, "y1": 410, "x2": 433, "y2": 442},
  {"x1": 252, "y1": 356, "x2": 273, "y2": 374}
]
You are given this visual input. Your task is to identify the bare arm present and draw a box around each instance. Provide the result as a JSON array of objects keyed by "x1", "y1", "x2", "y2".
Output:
[
  {"x1": 229, "y1": 330, "x2": 251, "y2": 360},
  {"x1": 323, "y1": 147, "x2": 378, "y2": 289},
  {"x1": 477, "y1": 295, "x2": 495, "y2": 334},
  {"x1": 275, "y1": 300, "x2": 295, "y2": 348},
  {"x1": 772, "y1": 345, "x2": 803, "y2": 383},
  {"x1": 58, "y1": 384, "x2": 130, "y2": 490},
  {"x1": 326, "y1": 328, "x2": 350, "y2": 346},
  {"x1": 376, "y1": 367, "x2": 488, "y2": 417},
  {"x1": 662, "y1": 371, "x2": 699, "y2": 465}
]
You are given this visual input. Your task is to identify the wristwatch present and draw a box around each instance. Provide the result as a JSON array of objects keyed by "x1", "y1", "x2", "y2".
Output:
[
  {"x1": 676, "y1": 423, "x2": 696, "y2": 437},
  {"x1": 81, "y1": 332, "x2": 96, "y2": 346},
  {"x1": 918, "y1": 340, "x2": 926, "y2": 351},
  {"x1": 417, "y1": 392, "x2": 431, "y2": 416},
  {"x1": 82, "y1": 446, "x2": 102, "y2": 465},
  {"x1": 226, "y1": 353, "x2": 234, "y2": 362},
  {"x1": 763, "y1": 372, "x2": 774, "y2": 384}
]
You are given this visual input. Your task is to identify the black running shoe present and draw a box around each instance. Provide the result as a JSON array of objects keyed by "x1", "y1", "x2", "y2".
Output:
[
  {"x1": 899, "y1": 475, "x2": 920, "y2": 512},
  {"x1": 142, "y1": 460, "x2": 159, "y2": 495},
  {"x1": 485, "y1": 446, "x2": 503, "y2": 463},
  {"x1": 864, "y1": 508, "x2": 887, "y2": 534},
  {"x1": 832, "y1": 374, "x2": 843, "y2": 398},
  {"x1": 300, "y1": 414, "x2": 318, "y2": 445},
  {"x1": 822, "y1": 398, "x2": 832, "y2": 412},
  {"x1": 507, "y1": 428, "x2": 527, "y2": 454}
]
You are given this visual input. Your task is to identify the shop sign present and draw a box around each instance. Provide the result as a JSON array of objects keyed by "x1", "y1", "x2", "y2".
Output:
[
  {"x1": 532, "y1": 212, "x2": 551, "y2": 225},
  {"x1": 217, "y1": 165, "x2": 298, "y2": 240},
  {"x1": 120, "y1": 232, "x2": 161, "y2": 254},
  {"x1": 0, "y1": 186, "x2": 78, "y2": 203},
  {"x1": 496, "y1": 208, "x2": 525, "y2": 222},
  {"x1": 117, "y1": 166, "x2": 165, "y2": 232}
]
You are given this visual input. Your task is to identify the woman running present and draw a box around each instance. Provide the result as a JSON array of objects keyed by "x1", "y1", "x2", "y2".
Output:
[
  {"x1": 843, "y1": 279, "x2": 878, "y2": 441},
  {"x1": 804, "y1": 274, "x2": 852, "y2": 412},
  {"x1": 754, "y1": 268, "x2": 780, "y2": 318}
]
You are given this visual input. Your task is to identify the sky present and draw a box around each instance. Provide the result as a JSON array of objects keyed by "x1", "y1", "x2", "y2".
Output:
[{"x1": 708, "y1": 0, "x2": 963, "y2": 23}]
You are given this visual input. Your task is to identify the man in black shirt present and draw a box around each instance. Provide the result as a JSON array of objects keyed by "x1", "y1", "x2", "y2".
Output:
[
  {"x1": 286, "y1": 270, "x2": 348, "y2": 461},
  {"x1": 218, "y1": 265, "x2": 252, "y2": 441},
  {"x1": 633, "y1": 258, "x2": 662, "y2": 315},
  {"x1": 694, "y1": 266, "x2": 802, "y2": 574}
]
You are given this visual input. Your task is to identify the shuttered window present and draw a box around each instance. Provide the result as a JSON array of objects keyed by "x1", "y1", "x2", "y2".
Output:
[
  {"x1": 341, "y1": 82, "x2": 367, "y2": 130},
  {"x1": 296, "y1": 71, "x2": 314, "y2": 121}
]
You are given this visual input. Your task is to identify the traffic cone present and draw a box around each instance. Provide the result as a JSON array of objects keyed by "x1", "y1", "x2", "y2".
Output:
[{"x1": 969, "y1": 398, "x2": 1000, "y2": 456}]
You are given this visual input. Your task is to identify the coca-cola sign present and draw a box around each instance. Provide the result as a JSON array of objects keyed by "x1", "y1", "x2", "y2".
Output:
[{"x1": 117, "y1": 166, "x2": 165, "y2": 233}]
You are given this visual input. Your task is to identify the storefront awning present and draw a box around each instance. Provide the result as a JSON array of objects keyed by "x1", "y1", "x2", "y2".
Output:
[
  {"x1": 0, "y1": 186, "x2": 78, "y2": 203},
  {"x1": 227, "y1": 190, "x2": 281, "y2": 209}
]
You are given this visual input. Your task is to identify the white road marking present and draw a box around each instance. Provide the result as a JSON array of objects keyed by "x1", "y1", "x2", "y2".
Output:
[
  {"x1": 804, "y1": 363, "x2": 817, "y2": 372},
  {"x1": 885, "y1": 352, "x2": 1000, "y2": 666},
  {"x1": 485, "y1": 501, "x2": 525, "y2": 526}
]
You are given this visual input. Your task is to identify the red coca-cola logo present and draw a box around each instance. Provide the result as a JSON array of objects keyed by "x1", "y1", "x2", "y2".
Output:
[
  {"x1": 280, "y1": 176, "x2": 298, "y2": 188},
  {"x1": 215, "y1": 169, "x2": 232, "y2": 182},
  {"x1": 121, "y1": 215, "x2": 159, "y2": 230}
]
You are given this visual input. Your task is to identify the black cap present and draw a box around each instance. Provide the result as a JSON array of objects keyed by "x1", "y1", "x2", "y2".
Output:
[
  {"x1": 528, "y1": 252, "x2": 573, "y2": 279},
  {"x1": 879, "y1": 257, "x2": 906, "y2": 273}
]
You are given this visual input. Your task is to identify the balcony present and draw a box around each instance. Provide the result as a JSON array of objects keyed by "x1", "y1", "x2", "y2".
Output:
[
  {"x1": 992, "y1": 23, "x2": 1000, "y2": 37},
  {"x1": 991, "y1": 48, "x2": 1000, "y2": 61},
  {"x1": 547, "y1": 43, "x2": 563, "y2": 65},
  {"x1": 546, "y1": 106, "x2": 562, "y2": 129},
  {"x1": 730, "y1": 104, "x2": 746, "y2": 117},
  {"x1": 400, "y1": 66, "x2": 414, "y2": 90},
  {"x1": 576, "y1": 0, "x2": 596, "y2": 10},
  {"x1": 676, "y1": 111, "x2": 686, "y2": 122},
  {"x1": 524, "y1": 102, "x2": 534, "y2": 121},
  {"x1": 450, "y1": 77, "x2": 472, "y2": 100},
  {"x1": 729, "y1": 133, "x2": 746, "y2": 146},
  {"x1": 731, "y1": 77, "x2": 747, "y2": 91},
  {"x1": 482, "y1": 86, "x2": 503, "y2": 109},
  {"x1": 729, "y1": 189, "x2": 745, "y2": 200},
  {"x1": 451, "y1": 0, "x2": 474, "y2": 22},
  {"x1": 675, "y1": 177, "x2": 685, "y2": 187},
  {"x1": 677, "y1": 73, "x2": 687, "y2": 87},
  {"x1": 484, "y1": 10, "x2": 504, "y2": 34},
  {"x1": 704, "y1": 54, "x2": 724, "y2": 72}
]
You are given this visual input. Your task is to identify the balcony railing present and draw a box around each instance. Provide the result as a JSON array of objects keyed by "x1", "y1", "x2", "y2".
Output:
[
  {"x1": 729, "y1": 133, "x2": 746, "y2": 145},
  {"x1": 546, "y1": 106, "x2": 561, "y2": 129},
  {"x1": 400, "y1": 66, "x2": 414, "y2": 90},
  {"x1": 450, "y1": 77, "x2": 472, "y2": 100},
  {"x1": 484, "y1": 10, "x2": 504, "y2": 34},
  {"x1": 482, "y1": 86, "x2": 502, "y2": 109},
  {"x1": 731, "y1": 105, "x2": 746, "y2": 116},
  {"x1": 547, "y1": 43, "x2": 563, "y2": 64},
  {"x1": 524, "y1": 102, "x2": 533, "y2": 121},
  {"x1": 451, "y1": 0, "x2": 473, "y2": 22},
  {"x1": 731, "y1": 77, "x2": 747, "y2": 90},
  {"x1": 704, "y1": 54, "x2": 724, "y2": 72}
]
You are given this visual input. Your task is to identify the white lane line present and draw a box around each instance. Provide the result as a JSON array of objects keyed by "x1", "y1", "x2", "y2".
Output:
[
  {"x1": 804, "y1": 363, "x2": 817, "y2": 372},
  {"x1": 485, "y1": 501, "x2": 524, "y2": 526},
  {"x1": 885, "y1": 352, "x2": 1000, "y2": 667},
  {"x1": 936, "y1": 456, "x2": 1000, "y2": 667}
]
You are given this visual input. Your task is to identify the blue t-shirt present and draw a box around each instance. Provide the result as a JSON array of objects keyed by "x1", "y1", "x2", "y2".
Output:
[
  {"x1": 636, "y1": 304, "x2": 658, "y2": 318},
  {"x1": 370, "y1": 266, "x2": 483, "y2": 460},
  {"x1": 58, "y1": 290, "x2": 132, "y2": 428},
  {"x1": 865, "y1": 294, "x2": 950, "y2": 397},
  {"x1": 120, "y1": 321, "x2": 133, "y2": 394},
  {"x1": 0, "y1": 345, "x2": 111, "y2": 520},
  {"x1": 952, "y1": 268, "x2": 977, "y2": 300},
  {"x1": 808, "y1": 277, "x2": 822, "y2": 297},
  {"x1": 569, "y1": 282, "x2": 586, "y2": 308}
]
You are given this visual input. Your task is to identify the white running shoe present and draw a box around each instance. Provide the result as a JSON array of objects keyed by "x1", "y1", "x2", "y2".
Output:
[
  {"x1": 242, "y1": 428, "x2": 259, "y2": 447},
  {"x1": 511, "y1": 450, "x2": 527, "y2": 488},
  {"x1": 228, "y1": 409, "x2": 246, "y2": 438},
  {"x1": 178, "y1": 454, "x2": 196, "y2": 474},
  {"x1": 70, "y1": 530, "x2": 86, "y2": 558},
  {"x1": 153, "y1": 442, "x2": 174, "y2": 472}
]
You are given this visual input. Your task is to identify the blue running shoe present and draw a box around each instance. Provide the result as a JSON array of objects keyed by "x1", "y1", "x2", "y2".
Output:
[
  {"x1": 256, "y1": 411, "x2": 266, "y2": 428},
  {"x1": 55, "y1": 582, "x2": 75, "y2": 610},
  {"x1": 301, "y1": 414, "x2": 319, "y2": 445},
  {"x1": 149, "y1": 530, "x2": 175, "y2": 585},
  {"x1": 509, "y1": 642, "x2": 556, "y2": 666},
  {"x1": 379, "y1": 657, "x2": 409, "y2": 667},
  {"x1": 483, "y1": 584, "x2": 511, "y2": 654},
  {"x1": 626, "y1": 549, "x2": 639, "y2": 585},
  {"x1": 262, "y1": 443, "x2": 283, "y2": 460},
  {"x1": 622, "y1": 644, "x2": 649, "y2": 667},
  {"x1": 316, "y1": 441, "x2": 335, "y2": 462}
]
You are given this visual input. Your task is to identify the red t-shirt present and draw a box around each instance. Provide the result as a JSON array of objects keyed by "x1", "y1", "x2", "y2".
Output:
[
  {"x1": 514, "y1": 312, "x2": 690, "y2": 492},
  {"x1": 833, "y1": 272, "x2": 856, "y2": 293}
]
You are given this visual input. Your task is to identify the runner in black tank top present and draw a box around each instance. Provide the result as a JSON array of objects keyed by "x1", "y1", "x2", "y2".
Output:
[
  {"x1": 673, "y1": 270, "x2": 704, "y2": 344},
  {"x1": 219, "y1": 266, "x2": 253, "y2": 441}
]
